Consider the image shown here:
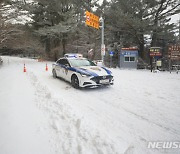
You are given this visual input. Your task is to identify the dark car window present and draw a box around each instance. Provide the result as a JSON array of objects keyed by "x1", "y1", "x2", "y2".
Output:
[
  {"x1": 69, "y1": 59, "x2": 96, "y2": 67},
  {"x1": 57, "y1": 59, "x2": 70, "y2": 66}
]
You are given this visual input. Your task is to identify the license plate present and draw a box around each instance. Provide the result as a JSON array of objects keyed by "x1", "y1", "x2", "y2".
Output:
[{"x1": 100, "y1": 79, "x2": 109, "y2": 84}]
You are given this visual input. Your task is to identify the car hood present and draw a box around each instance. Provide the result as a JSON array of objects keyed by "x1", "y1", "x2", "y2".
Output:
[{"x1": 77, "y1": 66, "x2": 111, "y2": 76}]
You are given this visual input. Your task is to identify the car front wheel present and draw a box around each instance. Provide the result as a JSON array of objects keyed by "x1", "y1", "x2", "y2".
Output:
[
  {"x1": 52, "y1": 69, "x2": 57, "y2": 78},
  {"x1": 71, "y1": 75, "x2": 79, "y2": 89}
]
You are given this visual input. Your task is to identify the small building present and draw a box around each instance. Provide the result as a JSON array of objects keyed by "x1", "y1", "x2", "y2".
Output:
[{"x1": 119, "y1": 48, "x2": 138, "y2": 69}]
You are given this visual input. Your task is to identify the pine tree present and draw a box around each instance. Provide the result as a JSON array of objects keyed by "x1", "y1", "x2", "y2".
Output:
[{"x1": 104, "y1": 0, "x2": 179, "y2": 59}]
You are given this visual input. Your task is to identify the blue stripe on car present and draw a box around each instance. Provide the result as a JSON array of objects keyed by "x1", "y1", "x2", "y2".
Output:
[
  {"x1": 55, "y1": 63, "x2": 99, "y2": 77},
  {"x1": 69, "y1": 67, "x2": 98, "y2": 76},
  {"x1": 101, "y1": 67, "x2": 112, "y2": 75},
  {"x1": 80, "y1": 68, "x2": 98, "y2": 76}
]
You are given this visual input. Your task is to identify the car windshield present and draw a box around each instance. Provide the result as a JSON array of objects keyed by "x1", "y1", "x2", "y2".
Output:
[{"x1": 69, "y1": 59, "x2": 96, "y2": 67}]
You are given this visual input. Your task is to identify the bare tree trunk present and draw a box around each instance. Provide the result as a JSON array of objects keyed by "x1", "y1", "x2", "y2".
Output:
[
  {"x1": 139, "y1": 41, "x2": 144, "y2": 58},
  {"x1": 45, "y1": 37, "x2": 51, "y2": 56},
  {"x1": 151, "y1": 20, "x2": 158, "y2": 47},
  {"x1": 151, "y1": 0, "x2": 165, "y2": 47},
  {"x1": 62, "y1": 33, "x2": 66, "y2": 56}
]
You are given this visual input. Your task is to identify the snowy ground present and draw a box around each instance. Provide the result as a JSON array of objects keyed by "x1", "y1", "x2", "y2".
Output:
[{"x1": 0, "y1": 56, "x2": 180, "y2": 154}]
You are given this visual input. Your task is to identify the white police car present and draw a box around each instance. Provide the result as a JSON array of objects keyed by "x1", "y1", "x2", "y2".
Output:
[{"x1": 52, "y1": 54, "x2": 114, "y2": 88}]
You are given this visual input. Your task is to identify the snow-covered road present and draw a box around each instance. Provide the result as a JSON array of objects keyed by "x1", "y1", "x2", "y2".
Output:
[{"x1": 0, "y1": 56, "x2": 180, "y2": 154}]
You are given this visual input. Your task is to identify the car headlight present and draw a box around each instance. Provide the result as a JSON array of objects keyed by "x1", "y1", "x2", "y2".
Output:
[{"x1": 80, "y1": 73, "x2": 91, "y2": 77}]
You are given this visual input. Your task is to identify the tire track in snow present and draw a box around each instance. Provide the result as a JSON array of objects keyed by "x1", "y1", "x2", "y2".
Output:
[
  {"x1": 96, "y1": 88, "x2": 180, "y2": 137},
  {"x1": 27, "y1": 71, "x2": 120, "y2": 154},
  {"x1": 71, "y1": 87, "x2": 180, "y2": 154}
]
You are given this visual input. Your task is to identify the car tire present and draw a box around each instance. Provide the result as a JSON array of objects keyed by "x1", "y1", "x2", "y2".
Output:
[
  {"x1": 71, "y1": 75, "x2": 79, "y2": 89},
  {"x1": 52, "y1": 69, "x2": 57, "y2": 78}
]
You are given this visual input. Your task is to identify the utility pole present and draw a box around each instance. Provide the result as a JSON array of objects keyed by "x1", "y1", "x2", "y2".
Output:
[
  {"x1": 178, "y1": 19, "x2": 180, "y2": 41},
  {"x1": 100, "y1": 16, "x2": 105, "y2": 66}
]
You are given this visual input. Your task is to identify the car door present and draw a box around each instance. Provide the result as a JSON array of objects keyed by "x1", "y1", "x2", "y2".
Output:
[
  {"x1": 55, "y1": 59, "x2": 65, "y2": 78},
  {"x1": 61, "y1": 59, "x2": 71, "y2": 80}
]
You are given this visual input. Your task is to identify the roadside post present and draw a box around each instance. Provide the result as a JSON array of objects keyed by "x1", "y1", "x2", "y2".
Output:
[
  {"x1": 169, "y1": 58, "x2": 172, "y2": 73},
  {"x1": 150, "y1": 57, "x2": 153, "y2": 72},
  {"x1": 100, "y1": 17, "x2": 105, "y2": 66},
  {"x1": 109, "y1": 51, "x2": 114, "y2": 68},
  {"x1": 101, "y1": 44, "x2": 105, "y2": 65}
]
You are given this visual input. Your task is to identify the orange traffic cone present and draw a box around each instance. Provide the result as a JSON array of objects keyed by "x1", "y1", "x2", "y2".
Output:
[
  {"x1": 23, "y1": 64, "x2": 26, "y2": 72},
  {"x1": 45, "y1": 63, "x2": 48, "y2": 71}
]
